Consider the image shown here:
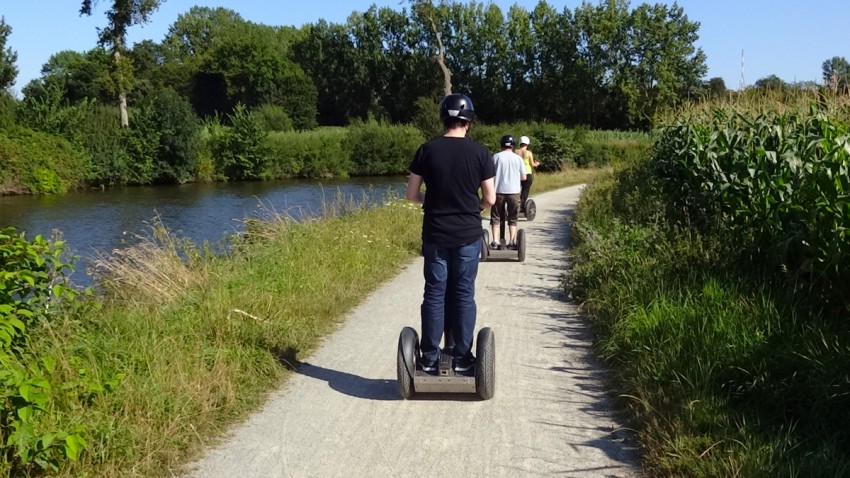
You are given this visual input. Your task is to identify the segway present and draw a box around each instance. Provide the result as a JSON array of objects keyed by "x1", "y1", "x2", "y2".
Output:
[
  {"x1": 522, "y1": 199, "x2": 537, "y2": 221},
  {"x1": 396, "y1": 325, "x2": 495, "y2": 400},
  {"x1": 481, "y1": 200, "x2": 526, "y2": 262}
]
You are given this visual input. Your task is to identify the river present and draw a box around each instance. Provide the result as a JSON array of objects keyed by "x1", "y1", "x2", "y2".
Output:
[{"x1": 0, "y1": 176, "x2": 408, "y2": 286}]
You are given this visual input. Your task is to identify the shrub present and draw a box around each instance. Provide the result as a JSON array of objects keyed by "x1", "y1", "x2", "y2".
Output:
[
  {"x1": 0, "y1": 227, "x2": 96, "y2": 474},
  {"x1": 345, "y1": 120, "x2": 423, "y2": 176},
  {"x1": 527, "y1": 122, "x2": 578, "y2": 172},
  {"x1": 0, "y1": 127, "x2": 89, "y2": 194},
  {"x1": 410, "y1": 96, "x2": 442, "y2": 141},
  {"x1": 210, "y1": 104, "x2": 271, "y2": 180},
  {"x1": 0, "y1": 92, "x2": 15, "y2": 131},
  {"x1": 266, "y1": 127, "x2": 350, "y2": 178},
  {"x1": 134, "y1": 87, "x2": 202, "y2": 184},
  {"x1": 77, "y1": 105, "x2": 135, "y2": 187},
  {"x1": 255, "y1": 104, "x2": 293, "y2": 132}
]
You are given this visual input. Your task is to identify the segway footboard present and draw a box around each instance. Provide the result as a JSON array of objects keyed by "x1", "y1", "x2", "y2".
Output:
[{"x1": 414, "y1": 351, "x2": 476, "y2": 393}]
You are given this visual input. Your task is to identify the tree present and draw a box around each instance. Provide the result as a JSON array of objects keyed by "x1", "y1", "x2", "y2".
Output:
[
  {"x1": 705, "y1": 77, "x2": 726, "y2": 97},
  {"x1": 616, "y1": 2, "x2": 707, "y2": 128},
  {"x1": 293, "y1": 20, "x2": 364, "y2": 125},
  {"x1": 192, "y1": 21, "x2": 317, "y2": 128},
  {"x1": 530, "y1": 2, "x2": 582, "y2": 124},
  {"x1": 0, "y1": 17, "x2": 18, "y2": 91},
  {"x1": 79, "y1": 0, "x2": 164, "y2": 127},
  {"x1": 411, "y1": 0, "x2": 452, "y2": 95},
  {"x1": 754, "y1": 74, "x2": 786, "y2": 90},
  {"x1": 573, "y1": 0, "x2": 631, "y2": 128},
  {"x1": 22, "y1": 49, "x2": 111, "y2": 104},
  {"x1": 822, "y1": 56, "x2": 850, "y2": 91}
]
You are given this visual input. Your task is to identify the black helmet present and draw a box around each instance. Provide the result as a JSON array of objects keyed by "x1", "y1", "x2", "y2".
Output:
[
  {"x1": 500, "y1": 135, "x2": 516, "y2": 148},
  {"x1": 439, "y1": 93, "x2": 475, "y2": 122}
]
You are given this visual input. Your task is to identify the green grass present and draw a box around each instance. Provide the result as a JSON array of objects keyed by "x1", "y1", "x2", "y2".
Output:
[
  {"x1": 13, "y1": 165, "x2": 609, "y2": 477},
  {"x1": 533, "y1": 166, "x2": 612, "y2": 193},
  {"x1": 22, "y1": 191, "x2": 422, "y2": 477},
  {"x1": 568, "y1": 165, "x2": 850, "y2": 477}
]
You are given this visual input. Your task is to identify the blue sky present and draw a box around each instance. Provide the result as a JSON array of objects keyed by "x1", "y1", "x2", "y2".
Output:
[{"x1": 4, "y1": 0, "x2": 849, "y2": 94}]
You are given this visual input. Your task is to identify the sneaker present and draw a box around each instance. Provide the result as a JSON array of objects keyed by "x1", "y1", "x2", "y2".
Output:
[
  {"x1": 507, "y1": 242, "x2": 517, "y2": 250},
  {"x1": 489, "y1": 241, "x2": 498, "y2": 250},
  {"x1": 419, "y1": 358, "x2": 437, "y2": 373},
  {"x1": 453, "y1": 356, "x2": 475, "y2": 372}
]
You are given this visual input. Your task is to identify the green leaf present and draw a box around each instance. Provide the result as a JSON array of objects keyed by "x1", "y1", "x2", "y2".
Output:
[
  {"x1": 17, "y1": 405, "x2": 33, "y2": 422},
  {"x1": 64, "y1": 434, "x2": 88, "y2": 461}
]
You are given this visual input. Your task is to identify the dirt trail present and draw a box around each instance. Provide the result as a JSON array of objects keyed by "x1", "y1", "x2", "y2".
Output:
[{"x1": 184, "y1": 184, "x2": 638, "y2": 478}]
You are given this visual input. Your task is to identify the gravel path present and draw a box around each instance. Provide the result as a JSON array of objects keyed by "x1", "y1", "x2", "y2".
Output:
[{"x1": 183, "y1": 184, "x2": 639, "y2": 478}]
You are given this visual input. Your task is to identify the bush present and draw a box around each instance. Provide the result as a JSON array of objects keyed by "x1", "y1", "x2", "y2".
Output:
[
  {"x1": 134, "y1": 87, "x2": 202, "y2": 184},
  {"x1": 345, "y1": 120, "x2": 423, "y2": 176},
  {"x1": 0, "y1": 92, "x2": 15, "y2": 131},
  {"x1": 210, "y1": 104, "x2": 271, "y2": 180},
  {"x1": 0, "y1": 227, "x2": 99, "y2": 474},
  {"x1": 266, "y1": 127, "x2": 350, "y2": 178},
  {"x1": 255, "y1": 104, "x2": 293, "y2": 132},
  {"x1": 194, "y1": 121, "x2": 218, "y2": 182},
  {"x1": 0, "y1": 127, "x2": 89, "y2": 194},
  {"x1": 468, "y1": 121, "x2": 581, "y2": 171},
  {"x1": 77, "y1": 105, "x2": 136, "y2": 187},
  {"x1": 528, "y1": 122, "x2": 578, "y2": 172},
  {"x1": 17, "y1": 86, "x2": 94, "y2": 148},
  {"x1": 410, "y1": 96, "x2": 442, "y2": 141}
]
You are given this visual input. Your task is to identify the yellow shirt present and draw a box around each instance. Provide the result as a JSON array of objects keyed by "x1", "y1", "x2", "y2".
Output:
[{"x1": 520, "y1": 150, "x2": 534, "y2": 174}]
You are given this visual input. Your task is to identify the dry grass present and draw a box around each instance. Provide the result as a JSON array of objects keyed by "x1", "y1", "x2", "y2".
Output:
[{"x1": 89, "y1": 215, "x2": 208, "y2": 305}]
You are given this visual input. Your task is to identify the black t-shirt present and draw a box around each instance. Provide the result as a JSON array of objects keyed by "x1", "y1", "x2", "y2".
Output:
[{"x1": 409, "y1": 136, "x2": 496, "y2": 247}]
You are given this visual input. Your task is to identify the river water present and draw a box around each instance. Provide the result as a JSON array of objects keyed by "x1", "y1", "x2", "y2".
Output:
[{"x1": 0, "y1": 176, "x2": 407, "y2": 286}]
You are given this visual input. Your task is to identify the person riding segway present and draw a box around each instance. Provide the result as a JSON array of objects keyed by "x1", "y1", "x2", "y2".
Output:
[
  {"x1": 518, "y1": 136, "x2": 539, "y2": 221},
  {"x1": 398, "y1": 93, "x2": 497, "y2": 399},
  {"x1": 480, "y1": 135, "x2": 528, "y2": 262}
]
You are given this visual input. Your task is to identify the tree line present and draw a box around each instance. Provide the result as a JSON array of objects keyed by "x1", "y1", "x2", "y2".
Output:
[
  {"x1": 0, "y1": 0, "x2": 848, "y2": 190},
  {"x1": 3, "y1": 0, "x2": 712, "y2": 130}
]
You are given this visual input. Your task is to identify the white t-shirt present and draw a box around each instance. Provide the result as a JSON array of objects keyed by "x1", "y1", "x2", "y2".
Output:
[{"x1": 492, "y1": 150, "x2": 525, "y2": 194}]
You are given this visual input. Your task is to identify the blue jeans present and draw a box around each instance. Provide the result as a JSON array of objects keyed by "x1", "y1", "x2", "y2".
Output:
[{"x1": 420, "y1": 240, "x2": 480, "y2": 364}]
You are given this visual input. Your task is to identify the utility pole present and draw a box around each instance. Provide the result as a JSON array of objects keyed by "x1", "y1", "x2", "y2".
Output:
[{"x1": 740, "y1": 49, "x2": 745, "y2": 90}]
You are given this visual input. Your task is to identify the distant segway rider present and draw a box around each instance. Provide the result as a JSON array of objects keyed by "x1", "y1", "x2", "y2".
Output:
[
  {"x1": 406, "y1": 93, "x2": 496, "y2": 374},
  {"x1": 517, "y1": 136, "x2": 539, "y2": 213},
  {"x1": 490, "y1": 135, "x2": 526, "y2": 250}
]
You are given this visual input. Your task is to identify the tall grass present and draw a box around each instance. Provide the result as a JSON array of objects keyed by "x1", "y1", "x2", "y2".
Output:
[
  {"x1": 568, "y1": 93, "x2": 850, "y2": 476},
  {"x1": 11, "y1": 163, "x2": 607, "y2": 476},
  {"x1": 23, "y1": 190, "x2": 422, "y2": 477}
]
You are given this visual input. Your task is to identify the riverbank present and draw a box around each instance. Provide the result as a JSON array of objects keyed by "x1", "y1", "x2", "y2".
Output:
[{"x1": 16, "y1": 168, "x2": 604, "y2": 477}]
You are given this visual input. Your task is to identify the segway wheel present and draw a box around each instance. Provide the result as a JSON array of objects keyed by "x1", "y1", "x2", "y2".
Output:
[
  {"x1": 480, "y1": 236, "x2": 489, "y2": 262},
  {"x1": 475, "y1": 327, "x2": 495, "y2": 400},
  {"x1": 524, "y1": 199, "x2": 537, "y2": 221},
  {"x1": 517, "y1": 229, "x2": 526, "y2": 262},
  {"x1": 397, "y1": 327, "x2": 419, "y2": 399}
]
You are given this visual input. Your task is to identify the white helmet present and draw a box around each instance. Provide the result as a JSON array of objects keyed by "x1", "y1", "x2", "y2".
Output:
[{"x1": 519, "y1": 136, "x2": 531, "y2": 146}]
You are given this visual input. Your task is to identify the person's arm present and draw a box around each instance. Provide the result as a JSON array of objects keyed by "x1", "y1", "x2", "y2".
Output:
[
  {"x1": 530, "y1": 151, "x2": 540, "y2": 168},
  {"x1": 480, "y1": 177, "x2": 496, "y2": 210},
  {"x1": 406, "y1": 173, "x2": 425, "y2": 204}
]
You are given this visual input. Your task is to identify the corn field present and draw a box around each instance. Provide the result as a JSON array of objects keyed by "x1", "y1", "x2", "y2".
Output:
[{"x1": 653, "y1": 103, "x2": 850, "y2": 302}]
